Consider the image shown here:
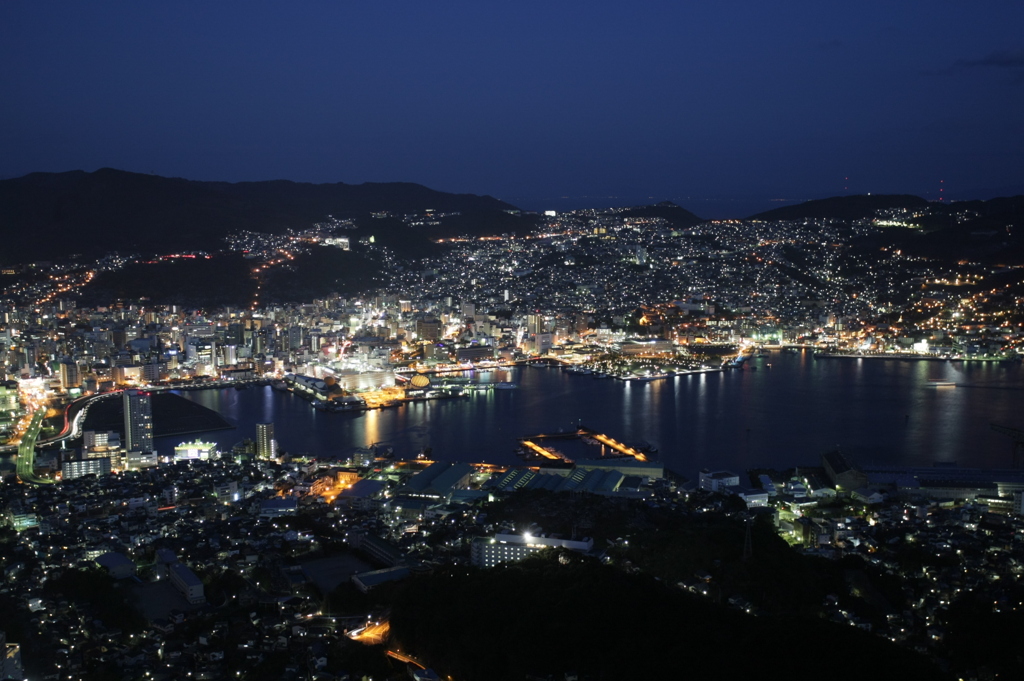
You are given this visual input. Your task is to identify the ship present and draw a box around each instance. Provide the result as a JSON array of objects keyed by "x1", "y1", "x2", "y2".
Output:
[{"x1": 494, "y1": 382, "x2": 518, "y2": 390}]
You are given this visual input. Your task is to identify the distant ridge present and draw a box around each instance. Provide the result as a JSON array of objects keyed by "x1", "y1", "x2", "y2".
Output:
[
  {"x1": 0, "y1": 168, "x2": 518, "y2": 263},
  {"x1": 746, "y1": 193, "x2": 1024, "y2": 264},
  {"x1": 747, "y1": 194, "x2": 929, "y2": 221}
]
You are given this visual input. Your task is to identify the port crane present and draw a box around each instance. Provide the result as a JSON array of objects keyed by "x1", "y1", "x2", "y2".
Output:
[{"x1": 990, "y1": 423, "x2": 1024, "y2": 469}]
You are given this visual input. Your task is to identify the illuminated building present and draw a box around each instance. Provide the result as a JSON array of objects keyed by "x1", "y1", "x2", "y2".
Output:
[
  {"x1": 186, "y1": 338, "x2": 215, "y2": 366},
  {"x1": 125, "y1": 450, "x2": 158, "y2": 470},
  {"x1": 122, "y1": 389, "x2": 153, "y2": 454},
  {"x1": 0, "y1": 630, "x2": 24, "y2": 681},
  {"x1": 59, "y1": 360, "x2": 80, "y2": 389},
  {"x1": 62, "y1": 457, "x2": 111, "y2": 480},
  {"x1": 173, "y1": 439, "x2": 217, "y2": 461},
  {"x1": 256, "y1": 422, "x2": 276, "y2": 460},
  {"x1": 83, "y1": 430, "x2": 123, "y2": 468},
  {"x1": 415, "y1": 318, "x2": 441, "y2": 341},
  {"x1": 0, "y1": 381, "x2": 18, "y2": 437},
  {"x1": 470, "y1": 533, "x2": 594, "y2": 568}
]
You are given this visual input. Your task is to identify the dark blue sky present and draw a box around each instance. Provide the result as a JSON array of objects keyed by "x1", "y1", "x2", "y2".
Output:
[{"x1": 2, "y1": 1, "x2": 1022, "y2": 215}]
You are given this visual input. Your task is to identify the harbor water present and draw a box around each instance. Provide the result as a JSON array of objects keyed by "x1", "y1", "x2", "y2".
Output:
[{"x1": 155, "y1": 351, "x2": 1024, "y2": 477}]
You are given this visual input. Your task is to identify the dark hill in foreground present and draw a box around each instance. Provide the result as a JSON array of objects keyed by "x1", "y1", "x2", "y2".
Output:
[
  {"x1": 388, "y1": 556, "x2": 945, "y2": 681},
  {"x1": 0, "y1": 168, "x2": 519, "y2": 264}
]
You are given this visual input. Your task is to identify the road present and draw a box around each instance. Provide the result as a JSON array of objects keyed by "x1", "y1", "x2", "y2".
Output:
[{"x1": 16, "y1": 407, "x2": 54, "y2": 484}]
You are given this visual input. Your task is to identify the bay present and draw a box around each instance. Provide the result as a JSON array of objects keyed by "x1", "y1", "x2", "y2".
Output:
[{"x1": 155, "y1": 351, "x2": 1024, "y2": 477}]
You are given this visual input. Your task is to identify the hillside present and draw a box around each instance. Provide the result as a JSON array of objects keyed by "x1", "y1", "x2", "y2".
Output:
[
  {"x1": 388, "y1": 555, "x2": 944, "y2": 681},
  {"x1": 0, "y1": 168, "x2": 519, "y2": 264},
  {"x1": 619, "y1": 200, "x2": 704, "y2": 227},
  {"x1": 77, "y1": 250, "x2": 385, "y2": 307},
  {"x1": 747, "y1": 194, "x2": 930, "y2": 221},
  {"x1": 748, "y1": 193, "x2": 1024, "y2": 265}
]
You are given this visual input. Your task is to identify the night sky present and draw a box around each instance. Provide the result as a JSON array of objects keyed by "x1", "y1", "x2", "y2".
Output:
[{"x1": 2, "y1": 2, "x2": 1022, "y2": 216}]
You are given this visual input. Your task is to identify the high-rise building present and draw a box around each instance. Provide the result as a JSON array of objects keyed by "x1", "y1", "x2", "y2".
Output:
[
  {"x1": 83, "y1": 430, "x2": 123, "y2": 469},
  {"x1": 123, "y1": 389, "x2": 154, "y2": 455},
  {"x1": 288, "y1": 326, "x2": 304, "y2": 350},
  {"x1": 256, "y1": 422, "x2": 276, "y2": 460},
  {"x1": 59, "y1": 360, "x2": 81, "y2": 390},
  {"x1": 84, "y1": 430, "x2": 120, "y2": 449},
  {"x1": 0, "y1": 382, "x2": 19, "y2": 437},
  {"x1": 416, "y1": 318, "x2": 441, "y2": 341}
]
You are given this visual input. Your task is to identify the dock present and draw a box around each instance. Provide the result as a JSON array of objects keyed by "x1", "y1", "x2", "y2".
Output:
[{"x1": 519, "y1": 426, "x2": 651, "y2": 464}]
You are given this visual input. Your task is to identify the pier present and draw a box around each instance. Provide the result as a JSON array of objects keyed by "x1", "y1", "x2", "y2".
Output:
[{"x1": 519, "y1": 426, "x2": 650, "y2": 463}]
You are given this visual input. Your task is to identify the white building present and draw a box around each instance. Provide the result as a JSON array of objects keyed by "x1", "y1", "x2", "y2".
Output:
[
  {"x1": 470, "y1": 533, "x2": 594, "y2": 568},
  {"x1": 173, "y1": 440, "x2": 217, "y2": 462},
  {"x1": 169, "y1": 562, "x2": 205, "y2": 605},
  {"x1": 62, "y1": 457, "x2": 111, "y2": 480},
  {"x1": 699, "y1": 469, "x2": 740, "y2": 492},
  {"x1": 124, "y1": 450, "x2": 158, "y2": 470}
]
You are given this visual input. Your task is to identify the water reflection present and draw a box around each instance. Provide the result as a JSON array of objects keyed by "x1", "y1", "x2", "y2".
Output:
[{"x1": 153, "y1": 355, "x2": 1024, "y2": 476}]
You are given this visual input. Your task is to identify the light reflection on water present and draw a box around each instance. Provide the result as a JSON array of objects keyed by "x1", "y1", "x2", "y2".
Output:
[{"x1": 154, "y1": 354, "x2": 1024, "y2": 477}]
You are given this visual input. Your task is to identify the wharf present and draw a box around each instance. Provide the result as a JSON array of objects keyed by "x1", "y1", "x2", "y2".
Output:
[
  {"x1": 814, "y1": 353, "x2": 948, "y2": 361},
  {"x1": 394, "y1": 361, "x2": 517, "y2": 377},
  {"x1": 519, "y1": 425, "x2": 652, "y2": 463},
  {"x1": 814, "y1": 353, "x2": 1017, "y2": 363}
]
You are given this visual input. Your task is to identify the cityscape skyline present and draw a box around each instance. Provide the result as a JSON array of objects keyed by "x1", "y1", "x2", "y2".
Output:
[
  {"x1": 2, "y1": 192, "x2": 1023, "y2": 680},
  {"x1": 3, "y1": 3, "x2": 1024, "y2": 679}
]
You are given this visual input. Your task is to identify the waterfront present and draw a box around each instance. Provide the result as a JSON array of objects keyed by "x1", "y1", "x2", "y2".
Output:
[{"x1": 153, "y1": 351, "x2": 1024, "y2": 477}]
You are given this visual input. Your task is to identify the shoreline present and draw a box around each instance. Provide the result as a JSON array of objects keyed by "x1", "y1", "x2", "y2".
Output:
[{"x1": 813, "y1": 353, "x2": 1017, "y2": 363}]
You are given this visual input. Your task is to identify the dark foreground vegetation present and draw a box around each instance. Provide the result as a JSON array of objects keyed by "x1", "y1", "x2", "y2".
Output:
[{"x1": 388, "y1": 553, "x2": 944, "y2": 681}]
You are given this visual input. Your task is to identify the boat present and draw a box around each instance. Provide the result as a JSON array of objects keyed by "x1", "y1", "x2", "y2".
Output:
[
  {"x1": 327, "y1": 400, "x2": 366, "y2": 411},
  {"x1": 494, "y1": 382, "x2": 518, "y2": 390},
  {"x1": 927, "y1": 381, "x2": 957, "y2": 388}
]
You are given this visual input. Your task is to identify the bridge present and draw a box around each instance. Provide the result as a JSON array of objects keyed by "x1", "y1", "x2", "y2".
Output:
[
  {"x1": 16, "y1": 407, "x2": 55, "y2": 484},
  {"x1": 0, "y1": 389, "x2": 126, "y2": 456}
]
